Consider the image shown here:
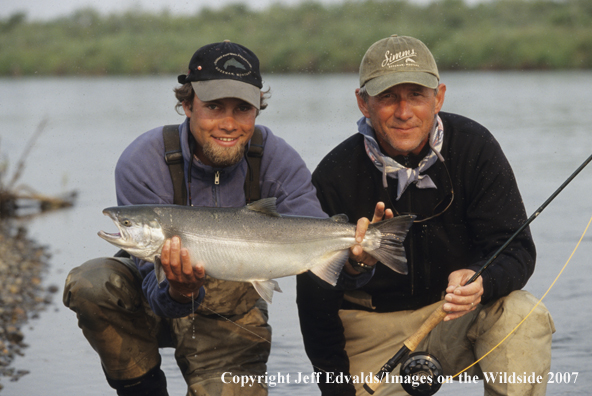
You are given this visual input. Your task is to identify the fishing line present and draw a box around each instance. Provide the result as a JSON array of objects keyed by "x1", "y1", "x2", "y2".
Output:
[
  {"x1": 199, "y1": 303, "x2": 330, "y2": 374},
  {"x1": 200, "y1": 304, "x2": 271, "y2": 343},
  {"x1": 445, "y1": 212, "x2": 592, "y2": 383}
]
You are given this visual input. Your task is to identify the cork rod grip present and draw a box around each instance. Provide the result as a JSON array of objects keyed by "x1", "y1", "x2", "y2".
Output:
[{"x1": 404, "y1": 301, "x2": 447, "y2": 352}]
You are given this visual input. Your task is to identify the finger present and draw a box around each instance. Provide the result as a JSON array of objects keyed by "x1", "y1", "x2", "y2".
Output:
[
  {"x1": 193, "y1": 265, "x2": 206, "y2": 288},
  {"x1": 447, "y1": 279, "x2": 481, "y2": 296},
  {"x1": 355, "y1": 217, "x2": 370, "y2": 244},
  {"x1": 193, "y1": 264, "x2": 205, "y2": 279},
  {"x1": 161, "y1": 239, "x2": 171, "y2": 266},
  {"x1": 351, "y1": 245, "x2": 364, "y2": 257},
  {"x1": 180, "y1": 247, "x2": 193, "y2": 277},
  {"x1": 384, "y1": 208, "x2": 394, "y2": 220},
  {"x1": 169, "y1": 236, "x2": 183, "y2": 277},
  {"x1": 445, "y1": 292, "x2": 481, "y2": 307},
  {"x1": 160, "y1": 239, "x2": 174, "y2": 278},
  {"x1": 371, "y1": 202, "x2": 386, "y2": 223},
  {"x1": 443, "y1": 298, "x2": 479, "y2": 314},
  {"x1": 453, "y1": 284, "x2": 480, "y2": 297}
]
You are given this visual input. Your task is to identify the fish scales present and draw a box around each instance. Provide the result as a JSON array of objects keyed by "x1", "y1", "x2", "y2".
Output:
[{"x1": 159, "y1": 208, "x2": 358, "y2": 280}]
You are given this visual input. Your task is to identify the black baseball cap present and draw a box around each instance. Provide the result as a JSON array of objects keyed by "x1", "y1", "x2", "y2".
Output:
[{"x1": 178, "y1": 40, "x2": 263, "y2": 109}]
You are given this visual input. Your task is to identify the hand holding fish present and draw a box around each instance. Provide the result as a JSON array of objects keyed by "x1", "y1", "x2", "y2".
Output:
[
  {"x1": 161, "y1": 236, "x2": 206, "y2": 303},
  {"x1": 442, "y1": 269, "x2": 483, "y2": 321},
  {"x1": 346, "y1": 202, "x2": 395, "y2": 275}
]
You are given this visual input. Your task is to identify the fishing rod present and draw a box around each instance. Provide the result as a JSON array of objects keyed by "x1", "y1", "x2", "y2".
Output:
[{"x1": 363, "y1": 152, "x2": 592, "y2": 396}]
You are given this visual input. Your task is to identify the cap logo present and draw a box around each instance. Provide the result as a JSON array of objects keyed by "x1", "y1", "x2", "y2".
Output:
[
  {"x1": 223, "y1": 57, "x2": 246, "y2": 71},
  {"x1": 215, "y1": 53, "x2": 252, "y2": 77},
  {"x1": 381, "y1": 49, "x2": 418, "y2": 68}
]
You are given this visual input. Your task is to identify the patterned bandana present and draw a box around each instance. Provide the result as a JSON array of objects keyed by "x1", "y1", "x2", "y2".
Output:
[{"x1": 359, "y1": 115, "x2": 445, "y2": 200}]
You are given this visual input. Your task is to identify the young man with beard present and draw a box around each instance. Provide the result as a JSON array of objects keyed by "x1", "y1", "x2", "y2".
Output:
[
  {"x1": 297, "y1": 35, "x2": 555, "y2": 395},
  {"x1": 63, "y1": 41, "x2": 360, "y2": 396}
]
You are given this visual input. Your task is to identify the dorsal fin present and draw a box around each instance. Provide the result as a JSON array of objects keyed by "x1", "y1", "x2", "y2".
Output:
[
  {"x1": 246, "y1": 197, "x2": 281, "y2": 217},
  {"x1": 329, "y1": 214, "x2": 349, "y2": 223}
]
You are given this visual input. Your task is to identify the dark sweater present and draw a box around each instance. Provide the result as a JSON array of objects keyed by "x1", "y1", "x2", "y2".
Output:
[{"x1": 296, "y1": 112, "x2": 535, "y2": 394}]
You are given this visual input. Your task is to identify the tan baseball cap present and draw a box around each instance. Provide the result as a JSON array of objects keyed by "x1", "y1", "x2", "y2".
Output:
[{"x1": 359, "y1": 35, "x2": 439, "y2": 96}]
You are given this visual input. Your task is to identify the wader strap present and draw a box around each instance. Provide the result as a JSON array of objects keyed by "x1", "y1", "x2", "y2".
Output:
[
  {"x1": 244, "y1": 127, "x2": 263, "y2": 204},
  {"x1": 162, "y1": 124, "x2": 186, "y2": 206}
]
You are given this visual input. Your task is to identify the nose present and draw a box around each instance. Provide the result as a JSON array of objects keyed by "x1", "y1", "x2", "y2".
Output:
[
  {"x1": 219, "y1": 113, "x2": 238, "y2": 133},
  {"x1": 394, "y1": 99, "x2": 413, "y2": 120}
]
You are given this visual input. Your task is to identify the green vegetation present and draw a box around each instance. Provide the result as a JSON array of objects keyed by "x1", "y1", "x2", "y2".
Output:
[{"x1": 1, "y1": 0, "x2": 592, "y2": 76}]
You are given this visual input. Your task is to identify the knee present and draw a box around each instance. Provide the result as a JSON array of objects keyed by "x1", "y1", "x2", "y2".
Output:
[
  {"x1": 63, "y1": 257, "x2": 143, "y2": 313},
  {"x1": 505, "y1": 290, "x2": 555, "y2": 331},
  {"x1": 482, "y1": 290, "x2": 556, "y2": 339}
]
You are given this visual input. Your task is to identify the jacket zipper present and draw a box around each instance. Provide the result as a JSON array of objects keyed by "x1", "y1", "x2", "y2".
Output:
[{"x1": 213, "y1": 171, "x2": 220, "y2": 207}]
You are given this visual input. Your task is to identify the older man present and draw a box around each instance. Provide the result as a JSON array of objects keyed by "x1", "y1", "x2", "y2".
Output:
[{"x1": 297, "y1": 35, "x2": 555, "y2": 396}]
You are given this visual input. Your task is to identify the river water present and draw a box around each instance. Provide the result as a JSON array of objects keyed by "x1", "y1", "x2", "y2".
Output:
[{"x1": 0, "y1": 72, "x2": 591, "y2": 395}]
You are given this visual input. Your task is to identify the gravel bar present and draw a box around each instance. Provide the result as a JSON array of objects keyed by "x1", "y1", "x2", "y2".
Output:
[{"x1": 0, "y1": 222, "x2": 58, "y2": 392}]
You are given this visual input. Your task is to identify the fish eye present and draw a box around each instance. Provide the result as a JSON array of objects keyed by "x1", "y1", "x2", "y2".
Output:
[{"x1": 122, "y1": 219, "x2": 132, "y2": 227}]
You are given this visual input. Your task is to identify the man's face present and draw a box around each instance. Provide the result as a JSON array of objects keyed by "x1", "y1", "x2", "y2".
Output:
[
  {"x1": 182, "y1": 95, "x2": 257, "y2": 167},
  {"x1": 356, "y1": 83, "x2": 446, "y2": 157}
]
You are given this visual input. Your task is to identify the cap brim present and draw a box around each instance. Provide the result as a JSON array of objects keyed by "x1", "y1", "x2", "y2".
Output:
[
  {"x1": 365, "y1": 72, "x2": 439, "y2": 96},
  {"x1": 192, "y1": 80, "x2": 261, "y2": 110}
]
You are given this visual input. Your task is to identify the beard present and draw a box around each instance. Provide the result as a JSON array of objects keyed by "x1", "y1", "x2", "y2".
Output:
[{"x1": 201, "y1": 141, "x2": 246, "y2": 168}]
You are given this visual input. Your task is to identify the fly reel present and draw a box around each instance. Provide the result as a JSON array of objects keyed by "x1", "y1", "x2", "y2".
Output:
[{"x1": 399, "y1": 352, "x2": 444, "y2": 396}]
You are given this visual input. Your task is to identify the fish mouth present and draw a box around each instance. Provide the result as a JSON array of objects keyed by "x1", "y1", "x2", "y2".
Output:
[
  {"x1": 97, "y1": 230, "x2": 122, "y2": 241},
  {"x1": 97, "y1": 209, "x2": 126, "y2": 244}
]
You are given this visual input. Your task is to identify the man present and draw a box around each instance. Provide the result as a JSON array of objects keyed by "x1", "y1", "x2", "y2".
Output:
[
  {"x1": 63, "y1": 41, "x2": 334, "y2": 396},
  {"x1": 297, "y1": 35, "x2": 555, "y2": 395}
]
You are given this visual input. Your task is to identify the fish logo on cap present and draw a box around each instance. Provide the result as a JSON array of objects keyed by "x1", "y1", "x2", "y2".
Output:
[
  {"x1": 223, "y1": 57, "x2": 247, "y2": 71},
  {"x1": 215, "y1": 53, "x2": 252, "y2": 77}
]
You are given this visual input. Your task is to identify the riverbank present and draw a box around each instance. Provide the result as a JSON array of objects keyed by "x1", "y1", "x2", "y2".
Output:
[{"x1": 0, "y1": 222, "x2": 58, "y2": 391}]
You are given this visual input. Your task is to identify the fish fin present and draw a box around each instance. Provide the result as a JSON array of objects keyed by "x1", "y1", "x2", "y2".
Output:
[
  {"x1": 246, "y1": 198, "x2": 281, "y2": 217},
  {"x1": 251, "y1": 279, "x2": 283, "y2": 304},
  {"x1": 329, "y1": 214, "x2": 349, "y2": 223},
  {"x1": 154, "y1": 255, "x2": 167, "y2": 285},
  {"x1": 366, "y1": 215, "x2": 415, "y2": 275},
  {"x1": 310, "y1": 250, "x2": 349, "y2": 286}
]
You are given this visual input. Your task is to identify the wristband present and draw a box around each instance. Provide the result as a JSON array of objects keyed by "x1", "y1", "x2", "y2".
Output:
[{"x1": 348, "y1": 258, "x2": 373, "y2": 273}]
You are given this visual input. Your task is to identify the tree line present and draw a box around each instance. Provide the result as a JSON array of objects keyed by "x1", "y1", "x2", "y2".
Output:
[{"x1": 1, "y1": 0, "x2": 591, "y2": 76}]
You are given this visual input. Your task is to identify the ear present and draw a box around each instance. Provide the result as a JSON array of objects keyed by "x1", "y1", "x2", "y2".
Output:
[
  {"x1": 181, "y1": 97, "x2": 194, "y2": 118},
  {"x1": 355, "y1": 88, "x2": 371, "y2": 118},
  {"x1": 435, "y1": 83, "x2": 446, "y2": 113}
]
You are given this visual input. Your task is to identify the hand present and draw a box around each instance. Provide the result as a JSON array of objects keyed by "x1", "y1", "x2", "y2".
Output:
[
  {"x1": 345, "y1": 202, "x2": 394, "y2": 275},
  {"x1": 161, "y1": 236, "x2": 206, "y2": 303},
  {"x1": 442, "y1": 269, "x2": 483, "y2": 321}
]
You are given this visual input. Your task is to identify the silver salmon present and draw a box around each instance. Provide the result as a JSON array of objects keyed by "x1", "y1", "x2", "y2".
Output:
[{"x1": 98, "y1": 198, "x2": 414, "y2": 303}]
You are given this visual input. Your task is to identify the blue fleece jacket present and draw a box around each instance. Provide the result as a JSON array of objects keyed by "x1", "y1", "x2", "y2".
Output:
[{"x1": 114, "y1": 119, "x2": 332, "y2": 317}]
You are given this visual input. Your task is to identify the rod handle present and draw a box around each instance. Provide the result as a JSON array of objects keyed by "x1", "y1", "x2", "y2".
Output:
[
  {"x1": 363, "y1": 381, "x2": 379, "y2": 394},
  {"x1": 404, "y1": 301, "x2": 447, "y2": 352}
]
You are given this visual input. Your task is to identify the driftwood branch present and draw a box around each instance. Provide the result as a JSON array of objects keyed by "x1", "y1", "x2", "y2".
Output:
[{"x1": 0, "y1": 119, "x2": 77, "y2": 218}]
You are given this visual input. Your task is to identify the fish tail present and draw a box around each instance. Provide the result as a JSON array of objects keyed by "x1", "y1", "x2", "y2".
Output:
[{"x1": 366, "y1": 215, "x2": 415, "y2": 274}]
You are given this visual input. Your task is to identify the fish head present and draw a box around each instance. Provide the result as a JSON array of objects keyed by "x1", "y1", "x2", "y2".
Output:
[{"x1": 98, "y1": 205, "x2": 166, "y2": 262}]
